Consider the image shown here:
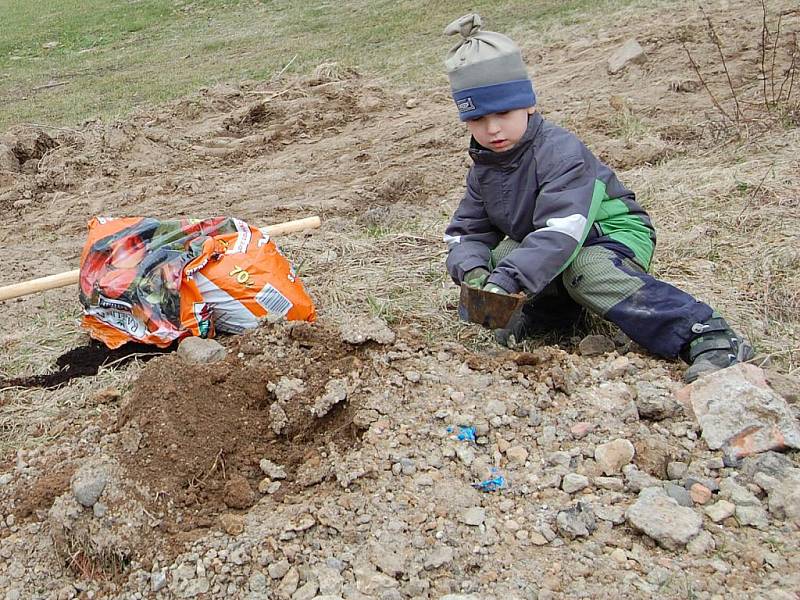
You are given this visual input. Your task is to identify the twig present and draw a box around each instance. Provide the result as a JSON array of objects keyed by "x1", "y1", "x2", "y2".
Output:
[
  {"x1": 760, "y1": 0, "x2": 771, "y2": 111},
  {"x1": 271, "y1": 54, "x2": 297, "y2": 82},
  {"x1": 681, "y1": 40, "x2": 733, "y2": 123},
  {"x1": 32, "y1": 81, "x2": 68, "y2": 92},
  {"x1": 701, "y1": 7, "x2": 743, "y2": 122},
  {"x1": 736, "y1": 164, "x2": 773, "y2": 223},
  {"x1": 770, "y1": 11, "x2": 782, "y2": 106},
  {"x1": 777, "y1": 32, "x2": 798, "y2": 104}
]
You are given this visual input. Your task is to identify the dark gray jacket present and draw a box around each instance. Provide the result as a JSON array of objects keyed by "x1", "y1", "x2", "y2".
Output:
[{"x1": 445, "y1": 112, "x2": 656, "y2": 295}]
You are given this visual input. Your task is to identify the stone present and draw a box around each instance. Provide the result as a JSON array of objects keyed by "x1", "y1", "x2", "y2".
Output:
[
  {"x1": 354, "y1": 564, "x2": 399, "y2": 595},
  {"x1": 626, "y1": 487, "x2": 703, "y2": 550},
  {"x1": 594, "y1": 476, "x2": 624, "y2": 491},
  {"x1": 578, "y1": 334, "x2": 615, "y2": 356},
  {"x1": 278, "y1": 567, "x2": 300, "y2": 597},
  {"x1": 461, "y1": 506, "x2": 485, "y2": 526},
  {"x1": 0, "y1": 144, "x2": 20, "y2": 172},
  {"x1": 735, "y1": 505, "x2": 769, "y2": 529},
  {"x1": 664, "y1": 483, "x2": 693, "y2": 507},
  {"x1": 666, "y1": 461, "x2": 688, "y2": 480},
  {"x1": 270, "y1": 403, "x2": 288, "y2": 435},
  {"x1": 719, "y1": 477, "x2": 760, "y2": 506},
  {"x1": 608, "y1": 39, "x2": 647, "y2": 74},
  {"x1": 223, "y1": 474, "x2": 255, "y2": 509},
  {"x1": 369, "y1": 543, "x2": 405, "y2": 577},
  {"x1": 71, "y1": 459, "x2": 111, "y2": 507},
  {"x1": 582, "y1": 381, "x2": 638, "y2": 420},
  {"x1": 740, "y1": 451, "x2": 796, "y2": 480},
  {"x1": 269, "y1": 560, "x2": 291, "y2": 579},
  {"x1": 595, "y1": 439, "x2": 635, "y2": 475},
  {"x1": 562, "y1": 473, "x2": 589, "y2": 494},
  {"x1": 219, "y1": 513, "x2": 245, "y2": 536},
  {"x1": 249, "y1": 572, "x2": 268, "y2": 593},
  {"x1": 556, "y1": 502, "x2": 597, "y2": 539},
  {"x1": 679, "y1": 363, "x2": 800, "y2": 459},
  {"x1": 311, "y1": 378, "x2": 348, "y2": 417},
  {"x1": 151, "y1": 570, "x2": 167, "y2": 592},
  {"x1": 505, "y1": 445, "x2": 528, "y2": 465},
  {"x1": 485, "y1": 399, "x2": 507, "y2": 417},
  {"x1": 424, "y1": 545, "x2": 454, "y2": 570},
  {"x1": 570, "y1": 422, "x2": 594, "y2": 439},
  {"x1": 259, "y1": 459, "x2": 287, "y2": 480},
  {"x1": 705, "y1": 500, "x2": 736, "y2": 523},
  {"x1": 270, "y1": 377, "x2": 306, "y2": 403},
  {"x1": 339, "y1": 316, "x2": 395, "y2": 344},
  {"x1": 687, "y1": 530, "x2": 716, "y2": 556},
  {"x1": 594, "y1": 505, "x2": 626, "y2": 525},
  {"x1": 177, "y1": 336, "x2": 226, "y2": 363},
  {"x1": 634, "y1": 381, "x2": 681, "y2": 420},
  {"x1": 755, "y1": 470, "x2": 800, "y2": 526},
  {"x1": 689, "y1": 483, "x2": 712, "y2": 505},
  {"x1": 633, "y1": 434, "x2": 673, "y2": 479}
]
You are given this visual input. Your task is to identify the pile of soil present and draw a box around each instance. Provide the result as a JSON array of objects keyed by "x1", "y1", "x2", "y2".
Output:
[{"x1": 117, "y1": 321, "x2": 370, "y2": 526}]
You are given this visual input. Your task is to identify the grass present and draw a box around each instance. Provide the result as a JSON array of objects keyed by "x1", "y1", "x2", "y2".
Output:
[{"x1": 0, "y1": 0, "x2": 652, "y2": 130}]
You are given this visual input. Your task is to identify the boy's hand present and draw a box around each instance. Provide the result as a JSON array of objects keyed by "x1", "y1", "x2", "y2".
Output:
[
  {"x1": 483, "y1": 283, "x2": 508, "y2": 295},
  {"x1": 464, "y1": 267, "x2": 490, "y2": 288}
]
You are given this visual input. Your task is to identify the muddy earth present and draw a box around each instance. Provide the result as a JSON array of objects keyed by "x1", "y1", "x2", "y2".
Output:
[{"x1": 1, "y1": 1, "x2": 799, "y2": 599}]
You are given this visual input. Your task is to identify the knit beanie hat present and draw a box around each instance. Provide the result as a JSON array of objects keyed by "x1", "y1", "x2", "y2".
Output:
[{"x1": 444, "y1": 14, "x2": 536, "y2": 121}]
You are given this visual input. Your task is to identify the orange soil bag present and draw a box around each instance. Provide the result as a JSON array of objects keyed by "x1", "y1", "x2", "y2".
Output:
[{"x1": 78, "y1": 216, "x2": 316, "y2": 348}]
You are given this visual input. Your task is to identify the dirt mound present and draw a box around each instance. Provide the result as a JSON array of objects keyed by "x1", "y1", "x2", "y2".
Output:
[{"x1": 116, "y1": 320, "x2": 374, "y2": 529}]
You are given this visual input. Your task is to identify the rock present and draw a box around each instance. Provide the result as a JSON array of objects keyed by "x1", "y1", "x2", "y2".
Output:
[
  {"x1": 705, "y1": 500, "x2": 736, "y2": 523},
  {"x1": 354, "y1": 564, "x2": 399, "y2": 595},
  {"x1": 311, "y1": 378, "x2": 348, "y2": 417},
  {"x1": 293, "y1": 581, "x2": 319, "y2": 600},
  {"x1": 570, "y1": 422, "x2": 594, "y2": 439},
  {"x1": 687, "y1": 530, "x2": 716, "y2": 556},
  {"x1": 624, "y1": 466, "x2": 661, "y2": 492},
  {"x1": 223, "y1": 474, "x2": 255, "y2": 509},
  {"x1": 666, "y1": 461, "x2": 688, "y2": 480},
  {"x1": 249, "y1": 572, "x2": 268, "y2": 593},
  {"x1": 219, "y1": 513, "x2": 245, "y2": 535},
  {"x1": 594, "y1": 476, "x2": 624, "y2": 491},
  {"x1": 505, "y1": 446, "x2": 528, "y2": 465},
  {"x1": 664, "y1": 483, "x2": 693, "y2": 507},
  {"x1": 578, "y1": 334, "x2": 614, "y2": 356},
  {"x1": 608, "y1": 39, "x2": 647, "y2": 74},
  {"x1": 177, "y1": 336, "x2": 226, "y2": 363},
  {"x1": 719, "y1": 477, "x2": 760, "y2": 506},
  {"x1": 260, "y1": 459, "x2": 287, "y2": 480},
  {"x1": 279, "y1": 566, "x2": 300, "y2": 597},
  {"x1": 764, "y1": 369, "x2": 800, "y2": 403},
  {"x1": 270, "y1": 403, "x2": 288, "y2": 435},
  {"x1": 424, "y1": 545, "x2": 454, "y2": 570},
  {"x1": 270, "y1": 377, "x2": 306, "y2": 403},
  {"x1": 582, "y1": 382, "x2": 638, "y2": 420},
  {"x1": 740, "y1": 451, "x2": 796, "y2": 480},
  {"x1": 594, "y1": 505, "x2": 626, "y2": 525},
  {"x1": 735, "y1": 505, "x2": 769, "y2": 529},
  {"x1": 595, "y1": 439, "x2": 635, "y2": 475},
  {"x1": 755, "y1": 470, "x2": 800, "y2": 525},
  {"x1": 404, "y1": 370, "x2": 421, "y2": 383},
  {"x1": 71, "y1": 459, "x2": 111, "y2": 507},
  {"x1": 634, "y1": 381, "x2": 681, "y2": 420},
  {"x1": 369, "y1": 542, "x2": 405, "y2": 577},
  {"x1": 684, "y1": 475, "x2": 719, "y2": 493},
  {"x1": 689, "y1": 483, "x2": 712, "y2": 505},
  {"x1": 679, "y1": 363, "x2": 800, "y2": 459},
  {"x1": 339, "y1": 316, "x2": 395, "y2": 345},
  {"x1": 315, "y1": 565, "x2": 344, "y2": 595},
  {"x1": 626, "y1": 487, "x2": 703, "y2": 550},
  {"x1": 0, "y1": 144, "x2": 20, "y2": 172},
  {"x1": 269, "y1": 559, "x2": 291, "y2": 579},
  {"x1": 484, "y1": 399, "x2": 507, "y2": 417},
  {"x1": 633, "y1": 434, "x2": 673, "y2": 479},
  {"x1": 556, "y1": 502, "x2": 597, "y2": 539},
  {"x1": 151, "y1": 570, "x2": 167, "y2": 592},
  {"x1": 461, "y1": 506, "x2": 485, "y2": 526},
  {"x1": 562, "y1": 473, "x2": 589, "y2": 494}
]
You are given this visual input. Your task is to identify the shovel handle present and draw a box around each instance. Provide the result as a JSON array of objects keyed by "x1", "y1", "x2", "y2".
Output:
[{"x1": 0, "y1": 215, "x2": 321, "y2": 301}]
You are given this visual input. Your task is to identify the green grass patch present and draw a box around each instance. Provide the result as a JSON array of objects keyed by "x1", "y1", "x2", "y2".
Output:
[{"x1": 1, "y1": 0, "x2": 652, "y2": 130}]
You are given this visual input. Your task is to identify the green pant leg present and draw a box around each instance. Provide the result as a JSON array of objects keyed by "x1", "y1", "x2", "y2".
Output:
[{"x1": 561, "y1": 245, "x2": 645, "y2": 316}]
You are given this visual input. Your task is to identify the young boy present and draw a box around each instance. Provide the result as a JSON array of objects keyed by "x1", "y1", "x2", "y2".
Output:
[{"x1": 442, "y1": 13, "x2": 752, "y2": 383}]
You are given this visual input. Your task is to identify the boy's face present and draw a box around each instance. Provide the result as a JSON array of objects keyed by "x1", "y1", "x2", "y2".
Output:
[{"x1": 466, "y1": 106, "x2": 535, "y2": 152}]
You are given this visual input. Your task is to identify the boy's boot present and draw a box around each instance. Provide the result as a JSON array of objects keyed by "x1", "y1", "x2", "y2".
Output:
[{"x1": 682, "y1": 314, "x2": 754, "y2": 383}]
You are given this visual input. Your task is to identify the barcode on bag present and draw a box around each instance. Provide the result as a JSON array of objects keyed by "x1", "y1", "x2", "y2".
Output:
[{"x1": 255, "y1": 284, "x2": 293, "y2": 317}]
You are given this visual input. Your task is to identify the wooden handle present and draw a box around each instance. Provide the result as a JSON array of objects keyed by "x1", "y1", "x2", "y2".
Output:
[{"x1": 0, "y1": 215, "x2": 321, "y2": 302}]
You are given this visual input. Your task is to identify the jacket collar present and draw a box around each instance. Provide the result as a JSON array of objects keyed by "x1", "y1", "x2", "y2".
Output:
[{"x1": 468, "y1": 111, "x2": 543, "y2": 166}]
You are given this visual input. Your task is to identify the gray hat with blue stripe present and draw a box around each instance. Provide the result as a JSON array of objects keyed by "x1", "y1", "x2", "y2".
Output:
[{"x1": 444, "y1": 14, "x2": 536, "y2": 121}]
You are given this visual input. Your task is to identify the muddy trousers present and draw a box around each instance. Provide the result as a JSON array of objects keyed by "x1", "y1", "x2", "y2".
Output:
[{"x1": 490, "y1": 241, "x2": 713, "y2": 358}]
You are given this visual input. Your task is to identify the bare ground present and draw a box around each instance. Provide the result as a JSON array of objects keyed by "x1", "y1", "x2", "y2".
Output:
[{"x1": 0, "y1": 1, "x2": 799, "y2": 599}]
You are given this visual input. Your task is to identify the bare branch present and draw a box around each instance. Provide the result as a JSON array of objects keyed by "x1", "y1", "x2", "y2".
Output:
[
  {"x1": 702, "y1": 7, "x2": 743, "y2": 122},
  {"x1": 681, "y1": 39, "x2": 733, "y2": 124}
]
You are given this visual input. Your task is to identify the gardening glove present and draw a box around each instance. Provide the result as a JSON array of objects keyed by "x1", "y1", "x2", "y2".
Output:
[
  {"x1": 483, "y1": 282, "x2": 508, "y2": 295},
  {"x1": 463, "y1": 267, "x2": 490, "y2": 288}
]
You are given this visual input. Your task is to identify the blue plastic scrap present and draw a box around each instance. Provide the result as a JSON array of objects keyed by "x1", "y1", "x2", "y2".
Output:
[
  {"x1": 446, "y1": 425, "x2": 477, "y2": 443},
  {"x1": 473, "y1": 468, "x2": 507, "y2": 492}
]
